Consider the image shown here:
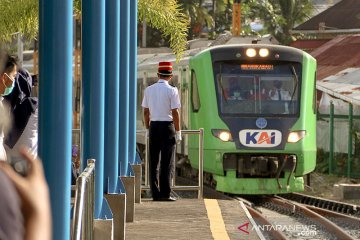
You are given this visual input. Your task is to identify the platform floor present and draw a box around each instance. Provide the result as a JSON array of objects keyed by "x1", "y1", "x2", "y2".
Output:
[{"x1": 126, "y1": 198, "x2": 261, "y2": 240}]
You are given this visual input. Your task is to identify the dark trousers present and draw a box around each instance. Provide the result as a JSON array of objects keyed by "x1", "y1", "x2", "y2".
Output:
[{"x1": 149, "y1": 121, "x2": 176, "y2": 199}]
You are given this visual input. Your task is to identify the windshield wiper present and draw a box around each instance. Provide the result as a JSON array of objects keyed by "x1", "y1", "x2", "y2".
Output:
[
  {"x1": 218, "y1": 64, "x2": 228, "y2": 103},
  {"x1": 289, "y1": 65, "x2": 299, "y2": 107}
]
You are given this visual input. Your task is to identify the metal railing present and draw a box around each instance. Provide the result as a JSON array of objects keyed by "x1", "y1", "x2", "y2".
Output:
[
  {"x1": 72, "y1": 159, "x2": 96, "y2": 240},
  {"x1": 137, "y1": 128, "x2": 204, "y2": 199}
]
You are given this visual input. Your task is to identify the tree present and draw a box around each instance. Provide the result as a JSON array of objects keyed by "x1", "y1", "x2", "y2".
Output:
[
  {"x1": 177, "y1": 0, "x2": 214, "y2": 39},
  {"x1": 243, "y1": 0, "x2": 313, "y2": 44},
  {"x1": 138, "y1": 0, "x2": 189, "y2": 61},
  {"x1": 209, "y1": 0, "x2": 233, "y2": 36},
  {"x1": 0, "y1": 0, "x2": 38, "y2": 43},
  {"x1": 0, "y1": 0, "x2": 189, "y2": 61}
]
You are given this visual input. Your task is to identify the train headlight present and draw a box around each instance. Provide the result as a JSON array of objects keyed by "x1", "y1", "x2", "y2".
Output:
[
  {"x1": 287, "y1": 131, "x2": 306, "y2": 143},
  {"x1": 259, "y1": 48, "x2": 269, "y2": 57},
  {"x1": 212, "y1": 129, "x2": 233, "y2": 142},
  {"x1": 246, "y1": 48, "x2": 256, "y2": 57}
]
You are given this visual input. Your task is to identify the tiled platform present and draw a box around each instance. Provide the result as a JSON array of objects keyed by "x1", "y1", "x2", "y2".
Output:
[{"x1": 126, "y1": 198, "x2": 261, "y2": 240}]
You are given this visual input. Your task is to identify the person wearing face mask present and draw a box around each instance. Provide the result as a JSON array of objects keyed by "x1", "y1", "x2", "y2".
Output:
[
  {"x1": 0, "y1": 54, "x2": 18, "y2": 161},
  {"x1": 3, "y1": 68, "x2": 38, "y2": 163},
  {"x1": 0, "y1": 52, "x2": 52, "y2": 240},
  {"x1": 0, "y1": 55, "x2": 17, "y2": 97}
]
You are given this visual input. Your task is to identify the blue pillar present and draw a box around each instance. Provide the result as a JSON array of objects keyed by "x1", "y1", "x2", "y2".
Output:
[
  {"x1": 129, "y1": 0, "x2": 138, "y2": 165},
  {"x1": 119, "y1": 0, "x2": 130, "y2": 176},
  {"x1": 82, "y1": 0, "x2": 106, "y2": 217},
  {"x1": 104, "y1": 0, "x2": 120, "y2": 193},
  {"x1": 38, "y1": 1, "x2": 72, "y2": 239}
]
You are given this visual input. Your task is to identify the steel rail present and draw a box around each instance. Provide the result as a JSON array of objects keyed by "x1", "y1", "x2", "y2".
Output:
[
  {"x1": 235, "y1": 196, "x2": 288, "y2": 240},
  {"x1": 281, "y1": 192, "x2": 360, "y2": 215},
  {"x1": 72, "y1": 159, "x2": 96, "y2": 240},
  {"x1": 306, "y1": 205, "x2": 360, "y2": 226},
  {"x1": 271, "y1": 196, "x2": 354, "y2": 240},
  {"x1": 245, "y1": 205, "x2": 288, "y2": 239}
]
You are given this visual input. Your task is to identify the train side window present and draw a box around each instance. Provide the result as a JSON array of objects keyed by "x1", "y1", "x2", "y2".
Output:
[{"x1": 191, "y1": 70, "x2": 201, "y2": 112}]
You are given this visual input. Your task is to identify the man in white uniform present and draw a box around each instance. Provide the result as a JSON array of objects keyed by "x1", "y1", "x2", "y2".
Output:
[
  {"x1": 269, "y1": 80, "x2": 291, "y2": 101},
  {"x1": 269, "y1": 80, "x2": 291, "y2": 113},
  {"x1": 142, "y1": 61, "x2": 181, "y2": 201}
]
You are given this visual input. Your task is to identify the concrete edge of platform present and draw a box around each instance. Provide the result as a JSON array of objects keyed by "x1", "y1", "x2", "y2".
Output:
[{"x1": 334, "y1": 183, "x2": 360, "y2": 200}]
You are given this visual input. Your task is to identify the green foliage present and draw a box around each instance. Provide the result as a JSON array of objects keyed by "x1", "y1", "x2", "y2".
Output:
[
  {"x1": 242, "y1": 0, "x2": 313, "y2": 44},
  {"x1": 0, "y1": 0, "x2": 189, "y2": 61},
  {"x1": 74, "y1": 0, "x2": 81, "y2": 17},
  {"x1": 0, "y1": 0, "x2": 38, "y2": 43},
  {"x1": 138, "y1": 0, "x2": 189, "y2": 62},
  {"x1": 210, "y1": 0, "x2": 232, "y2": 35},
  {"x1": 178, "y1": 0, "x2": 213, "y2": 38},
  {"x1": 177, "y1": 0, "x2": 232, "y2": 39},
  {"x1": 316, "y1": 148, "x2": 330, "y2": 173}
]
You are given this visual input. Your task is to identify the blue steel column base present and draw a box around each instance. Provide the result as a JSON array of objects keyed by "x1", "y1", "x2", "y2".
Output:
[
  {"x1": 94, "y1": 198, "x2": 114, "y2": 239},
  {"x1": 99, "y1": 197, "x2": 113, "y2": 219},
  {"x1": 116, "y1": 176, "x2": 126, "y2": 194},
  {"x1": 134, "y1": 151, "x2": 142, "y2": 164}
]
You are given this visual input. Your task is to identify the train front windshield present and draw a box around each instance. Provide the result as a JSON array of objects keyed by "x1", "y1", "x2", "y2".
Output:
[{"x1": 214, "y1": 62, "x2": 301, "y2": 116}]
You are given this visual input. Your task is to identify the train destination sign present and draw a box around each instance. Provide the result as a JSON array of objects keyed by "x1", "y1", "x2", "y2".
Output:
[{"x1": 241, "y1": 64, "x2": 274, "y2": 70}]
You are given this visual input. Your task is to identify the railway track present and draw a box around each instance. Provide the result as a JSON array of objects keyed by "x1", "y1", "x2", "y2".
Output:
[
  {"x1": 235, "y1": 195, "x2": 360, "y2": 239},
  {"x1": 169, "y1": 174, "x2": 360, "y2": 239},
  {"x1": 168, "y1": 169, "x2": 360, "y2": 239},
  {"x1": 280, "y1": 192, "x2": 360, "y2": 217}
]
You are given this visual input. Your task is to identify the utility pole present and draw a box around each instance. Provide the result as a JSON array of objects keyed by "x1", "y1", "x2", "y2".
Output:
[{"x1": 232, "y1": 0, "x2": 241, "y2": 36}]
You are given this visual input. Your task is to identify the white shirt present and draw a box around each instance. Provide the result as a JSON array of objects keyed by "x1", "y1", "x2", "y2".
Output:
[
  {"x1": 0, "y1": 98, "x2": 7, "y2": 161},
  {"x1": 6, "y1": 108, "x2": 38, "y2": 160},
  {"x1": 269, "y1": 88, "x2": 291, "y2": 101},
  {"x1": 142, "y1": 79, "x2": 181, "y2": 121}
]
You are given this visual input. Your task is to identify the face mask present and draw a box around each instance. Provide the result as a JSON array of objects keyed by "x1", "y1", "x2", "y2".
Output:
[
  {"x1": 2, "y1": 82, "x2": 15, "y2": 96},
  {"x1": 1, "y1": 77, "x2": 15, "y2": 96}
]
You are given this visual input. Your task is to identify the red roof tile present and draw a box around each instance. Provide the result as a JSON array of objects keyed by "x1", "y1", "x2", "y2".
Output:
[
  {"x1": 290, "y1": 39, "x2": 329, "y2": 51},
  {"x1": 311, "y1": 35, "x2": 360, "y2": 79}
]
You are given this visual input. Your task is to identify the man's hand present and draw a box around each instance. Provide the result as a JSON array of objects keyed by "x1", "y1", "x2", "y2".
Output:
[{"x1": 175, "y1": 131, "x2": 182, "y2": 144}]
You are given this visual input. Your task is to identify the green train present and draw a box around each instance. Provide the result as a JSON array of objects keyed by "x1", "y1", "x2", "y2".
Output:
[{"x1": 137, "y1": 44, "x2": 317, "y2": 194}]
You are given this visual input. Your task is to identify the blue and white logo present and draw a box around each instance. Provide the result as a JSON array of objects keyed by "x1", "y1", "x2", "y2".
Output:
[
  {"x1": 239, "y1": 129, "x2": 282, "y2": 147},
  {"x1": 256, "y1": 118, "x2": 267, "y2": 129}
]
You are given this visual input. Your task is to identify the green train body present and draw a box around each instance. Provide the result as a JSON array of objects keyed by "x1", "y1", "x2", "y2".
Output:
[{"x1": 137, "y1": 44, "x2": 317, "y2": 195}]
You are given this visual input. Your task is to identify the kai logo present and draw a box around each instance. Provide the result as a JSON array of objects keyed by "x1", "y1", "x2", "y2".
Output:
[{"x1": 239, "y1": 129, "x2": 282, "y2": 147}]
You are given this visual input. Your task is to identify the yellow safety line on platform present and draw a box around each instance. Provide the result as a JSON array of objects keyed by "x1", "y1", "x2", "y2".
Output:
[{"x1": 204, "y1": 199, "x2": 230, "y2": 240}]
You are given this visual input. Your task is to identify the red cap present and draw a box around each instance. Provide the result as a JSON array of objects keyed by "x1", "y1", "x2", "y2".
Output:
[{"x1": 158, "y1": 61, "x2": 173, "y2": 75}]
